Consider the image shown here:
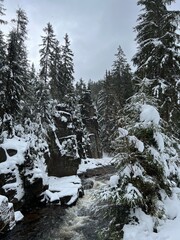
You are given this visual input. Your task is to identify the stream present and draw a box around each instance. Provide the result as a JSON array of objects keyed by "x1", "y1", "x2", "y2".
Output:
[{"x1": 0, "y1": 166, "x2": 115, "y2": 240}]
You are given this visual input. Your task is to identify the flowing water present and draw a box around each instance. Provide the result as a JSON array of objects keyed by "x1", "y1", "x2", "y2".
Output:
[{"x1": 1, "y1": 167, "x2": 115, "y2": 240}]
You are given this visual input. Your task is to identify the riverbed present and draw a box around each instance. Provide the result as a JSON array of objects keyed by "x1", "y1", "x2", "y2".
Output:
[{"x1": 1, "y1": 166, "x2": 115, "y2": 240}]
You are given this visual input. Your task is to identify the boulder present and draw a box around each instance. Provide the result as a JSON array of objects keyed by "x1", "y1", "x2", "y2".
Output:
[{"x1": 81, "y1": 179, "x2": 94, "y2": 190}]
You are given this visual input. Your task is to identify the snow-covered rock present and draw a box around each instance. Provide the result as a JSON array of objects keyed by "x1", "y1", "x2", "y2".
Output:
[
  {"x1": 0, "y1": 195, "x2": 15, "y2": 231},
  {"x1": 44, "y1": 175, "x2": 83, "y2": 206}
]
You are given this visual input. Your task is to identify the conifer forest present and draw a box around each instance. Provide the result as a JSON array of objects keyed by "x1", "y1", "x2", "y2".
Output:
[{"x1": 0, "y1": 0, "x2": 180, "y2": 239}]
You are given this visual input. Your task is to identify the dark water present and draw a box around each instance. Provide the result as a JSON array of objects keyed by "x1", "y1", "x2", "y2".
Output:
[
  {"x1": 0, "y1": 205, "x2": 66, "y2": 240},
  {"x1": 0, "y1": 167, "x2": 115, "y2": 240}
]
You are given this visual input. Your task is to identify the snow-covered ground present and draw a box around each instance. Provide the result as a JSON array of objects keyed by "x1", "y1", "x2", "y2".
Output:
[
  {"x1": 77, "y1": 155, "x2": 113, "y2": 174},
  {"x1": 123, "y1": 189, "x2": 180, "y2": 240}
]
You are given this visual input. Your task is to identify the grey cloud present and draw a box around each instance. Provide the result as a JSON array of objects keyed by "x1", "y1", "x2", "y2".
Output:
[{"x1": 2, "y1": 0, "x2": 180, "y2": 81}]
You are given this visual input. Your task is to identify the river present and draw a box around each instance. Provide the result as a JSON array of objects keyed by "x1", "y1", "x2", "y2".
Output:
[{"x1": 1, "y1": 166, "x2": 115, "y2": 240}]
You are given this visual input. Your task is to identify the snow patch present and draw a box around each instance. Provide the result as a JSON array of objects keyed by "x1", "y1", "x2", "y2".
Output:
[
  {"x1": 128, "y1": 136, "x2": 144, "y2": 152},
  {"x1": 15, "y1": 211, "x2": 24, "y2": 222},
  {"x1": 109, "y1": 175, "x2": 119, "y2": 188},
  {"x1": 44, "y1": 175, "x2": 82, "y2": 206},
  {"x1": 77, "y1": 156, "x2": 112, "y2": 174},
  {"x1": 140, "y1": 104, "x2": 160, "y2": 125},
  {"x1": 118, "y1": 128, "x2": 128, "y2": 138},
  {"x1": 154, "y1": 132, "x2": 164, "y2": 152},
  {"x1": 123, "y1": 188, "x2": 180, "y2": 240}
]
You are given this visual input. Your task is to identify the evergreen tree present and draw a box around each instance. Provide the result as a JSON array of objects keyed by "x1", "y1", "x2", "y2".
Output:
[
  {"x1": 75, "y1": 78, "x2": 87, "y2": 98},
  {"x1": 132, "y1": 0, "x2": 180, "y2": 132},
  {"x1": 88, "y1": 79, "x2": 104, "y2": 104},
  {"x1": 100, "y1": 80, "x2": 180, "y2": 239},
  {"x1": 39, "y1": 23, "x2": 56, "y2": 119},
  {"x1": 97, "y1": 71, "x2": 119, "y2": 154},
  {"x1": 5, "y1": 8, "x2": 29, "y2": 116},
  {"x1": 0, "y1": 30, "x2": 7, "y2": 120},
  {"x1": 61, "y1": 33, "x2": 74, "y2": 97},
  {"x1": 49, "y1": 40, "x2": 64, "y2": 101},
  {"x1": 111, "y1": 46, "x2": 133, "y2": 105},
  {"x1": 39, "y1": 22, "x2": 56, "y2": 85},
  {"x1": 0, "y1": 0, "x2": 6, "y2": 125},
  {"x1": 0, "y1": 0, "x2": 7, "y2": 24}
]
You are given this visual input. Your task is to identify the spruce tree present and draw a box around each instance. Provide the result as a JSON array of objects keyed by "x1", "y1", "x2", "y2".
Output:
[
  {"x1": 5, "y1": 8, "x2": 29, "y2": 116},
  {"x1": 39, "y1": 23, "x2": 56, "y2": 119},
  {"x1": 39, "y1": 22, "x2": 56, "y2": 84},
  {"x1": 132, "y1": 0, "x2": 180, "y2": 133},
  {"x1": 111, "y1": 46, "x2": 133, "y2": 105},
  {"x1": 0, "y1": 0, "x2": 6, "y2": 123},
  {"x1": 0, "y1": 31, "x2": 7, "y2": 120},
  {"x1": 0, "y1": 0, "x2": 7, "y2": 24},
  {"x1": 97, "y1": 71, "x2": 119, "y2": 154},
  {"x1": 61, "y1": 33, "x2": 74, "y2": 97},
  {"x1": 100, "y1": 80, "x2": 180, "y2": 239},
  {"x1": 49, "y1": 40, "x2": 64, "y2": 101}
]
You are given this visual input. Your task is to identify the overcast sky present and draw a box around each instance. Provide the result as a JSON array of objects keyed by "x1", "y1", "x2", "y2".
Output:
[{"x1": 2, "y1": 0, "x2": 180, "y2": 82}]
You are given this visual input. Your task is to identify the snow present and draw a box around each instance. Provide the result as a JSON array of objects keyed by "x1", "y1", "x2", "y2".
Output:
[
  {"x1": 123, "y1": 209, "x2": 156, "y2": 240},
  {"x1": 109, "y1": 175, "x2": 119, "y2": 187},
  {"x1": 118, "y1": 128, "x2": 128, "y2": 138},
  {"x1": 15, "y1": 211, "x2": 24, "y2": 222},
  {"x1": 77, "y1": 155, "x2": 113, "y2": 174},
  {"x1": 44, "y1": 156, "x2": 113, "y2": 205},
  {"x1": 124, "y1": 183, "x2": 142, "y2": 201},
  {"x1": 140, "y1": 104, "x2": 160, "y2": 125},
  {"x1": 128, "y1": 136, "x2": 144, "y2": 152},
  {"x1": 61, "y1": 116, "x2": 68, "y2": 122},
  {"x1": 0, "y1": 162, "x2": 24, "y2": 201},
  {"x1": 0, "y1": 195, "x2": 8, "y2": 205},
  {"x1": 45, "y1": 175, "x2": 82, "y2": 205},
  {"x1": 154, "y1": 132, "x2": 164, "y2": 152},
  {"x1": 1, "y1": 136, "x2": 29, "y2": 165},
  {"x1": 123, "y1": 188, "x2": 180, "y2": 240}
]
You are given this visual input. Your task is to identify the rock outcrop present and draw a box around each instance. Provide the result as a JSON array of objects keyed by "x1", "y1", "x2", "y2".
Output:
[
  {"x1": 0, "y1": 137, "x2": 48, "y2": 211},
  {"x1": 45, "y1": 104, "x2": 81, "y2": 178},
  {"x1": 79, "y1": 91, "x2": 102, "y2": 159}
]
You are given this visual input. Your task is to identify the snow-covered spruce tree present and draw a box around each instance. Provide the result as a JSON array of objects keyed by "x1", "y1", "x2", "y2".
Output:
[
  {"x1": 87, "y1": 79, "x2": 104, "y2": 104},
  {"x1": 5, "y1": 9, "x2": 29, "y2": 115},
  {"x1": 39, "y1": 22, "x2": 56, "y2": 85},
  {"x1": 99, "y1": 79, "x2": 180, "y2": 239},
  {"x1": 61, "y1": 33, "x2": 74, "y2": 97},
  {"x1": 96, "y1": 47, "x2": 133, "y2": 155},
  {"x1": 39, "y1": 23, "x2": 57, "y2": 120},
  {"x1": 0, "y1": 0, "x2": 7, "y2": 24},
  {"x1": 97, "y1": 71, "x2": 119, "y2": 154},
  {"x1": 49, "y1": 40, "x2": 64, "y2": 101},
  {"x1": 0, "y1": 0, "x2": 7, "y2": 135},
  {"x1": 132, "y1": 0, "x2": 180, "y2": 135},
  {"x1": 0, "y1": 31, "x2": 7, "y2": 120},
  {"x1": 111, "y1": 46, "x2": 133, "y2": 105}
]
